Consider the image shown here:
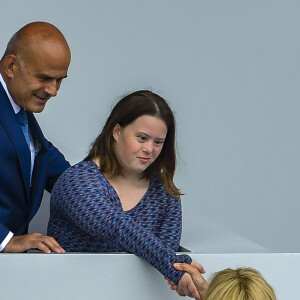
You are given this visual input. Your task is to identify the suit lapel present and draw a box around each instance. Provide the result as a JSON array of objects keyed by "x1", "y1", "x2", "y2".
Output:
[
  {"x1": 27, "y1": 112, "x2": 48, "y2": 151},
  {"x1": 0, "y1": 84, "x2": 31, "y2": 200},
  {"x1": 27, "y1": 112, "x2": 49, "y2": 219}
]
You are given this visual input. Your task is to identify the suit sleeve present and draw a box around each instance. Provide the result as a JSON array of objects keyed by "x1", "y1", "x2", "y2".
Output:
[
  {"x1": 44, "y1": 141, "x2": 70, "y2": 193},
  {"x1": 0, "y1": 225, "x2": 11, "y2": 248}
]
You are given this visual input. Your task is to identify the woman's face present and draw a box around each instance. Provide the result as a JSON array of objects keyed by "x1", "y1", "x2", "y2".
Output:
[{"x1": 113, "y1": 115, "x2": 167, "y2": 177}]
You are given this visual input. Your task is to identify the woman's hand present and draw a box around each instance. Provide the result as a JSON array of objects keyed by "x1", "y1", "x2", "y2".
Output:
[{"x1": 174, "y1": 263, "x2": 209, "y2": 299}]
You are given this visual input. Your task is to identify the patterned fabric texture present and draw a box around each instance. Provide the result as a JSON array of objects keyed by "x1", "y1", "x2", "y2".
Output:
[{"x1": 48, "y1": 160, "x2": 191, "y2": 284}]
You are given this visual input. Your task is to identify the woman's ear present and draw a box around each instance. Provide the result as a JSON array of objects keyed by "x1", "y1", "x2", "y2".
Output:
[{"x1": 112, "y1": 124, "x2": 121, "y2": 141}]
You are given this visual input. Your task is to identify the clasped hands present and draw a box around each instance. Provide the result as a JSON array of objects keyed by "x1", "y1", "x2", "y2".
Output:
[{"x1": 166, "y1": 260, "x2": 208, "y2": 300}]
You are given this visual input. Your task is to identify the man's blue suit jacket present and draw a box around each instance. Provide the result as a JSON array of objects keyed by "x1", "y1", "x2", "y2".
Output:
[{"x1": 0, "y1": 83, "x2": 70, "y2": 244}]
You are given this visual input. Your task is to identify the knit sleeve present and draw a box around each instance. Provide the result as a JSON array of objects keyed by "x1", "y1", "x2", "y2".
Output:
[
  {"x1": 155, "y1": 195, "x2": 183, "y2": 251},
  {"x1": 53, "y1": 164, "x2": 191, "y2": 284}
]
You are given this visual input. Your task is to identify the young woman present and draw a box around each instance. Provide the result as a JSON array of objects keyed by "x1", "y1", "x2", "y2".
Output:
[{"x1": 48, "y1": 90, "x2": 203, "y2": 299}]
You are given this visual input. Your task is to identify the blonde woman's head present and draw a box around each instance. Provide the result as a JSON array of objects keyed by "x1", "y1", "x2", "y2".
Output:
[{"x1": 203, "y1": 267, "x2": 276, "y2": 300}]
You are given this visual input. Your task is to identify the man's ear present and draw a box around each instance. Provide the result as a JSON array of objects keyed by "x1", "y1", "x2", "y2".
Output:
[
  {"x1": 3, "y1": 54, "x2": 18, "y2": 79},
  {"x1": 112, "y1": 124, "x2": 121, "y2": 141}
]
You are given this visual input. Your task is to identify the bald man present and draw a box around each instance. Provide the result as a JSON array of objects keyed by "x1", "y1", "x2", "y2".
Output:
[{"x1": 0, "y1": 22, "x2": 71, "y2": 253}]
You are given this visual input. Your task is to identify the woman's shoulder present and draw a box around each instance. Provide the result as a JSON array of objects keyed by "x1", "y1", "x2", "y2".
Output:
[
  {"x1": 56, "y1": 160, "x2": 109, "y2": 191},
  {"x1": 59, "y1": 160, "x2": 103, "y2": 181},
  {"x1": 68, "y1": 160, "x2": 100, "y2": 173}
]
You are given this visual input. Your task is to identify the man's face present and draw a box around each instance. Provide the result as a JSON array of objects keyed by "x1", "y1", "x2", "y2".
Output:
[{"x1": 6, "y1": 42, "x2": 70, "y2": 113}]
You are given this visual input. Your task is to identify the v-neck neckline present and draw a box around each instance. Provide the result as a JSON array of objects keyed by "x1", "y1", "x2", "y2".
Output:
[{"x1": 89, "y1": 160, "x2": 153, "y2": 212}]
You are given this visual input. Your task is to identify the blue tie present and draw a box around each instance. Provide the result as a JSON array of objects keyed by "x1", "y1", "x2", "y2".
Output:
[{"x1": 16, "y1": 109, "x2": 30, "y2": 148}]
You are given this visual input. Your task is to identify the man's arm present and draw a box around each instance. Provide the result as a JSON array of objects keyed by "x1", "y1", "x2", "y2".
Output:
[
  {"x1": 43, "y1": 141, "x2": 70, "y2": 193},
  {"x1": 0, "y1": 231, "x2": 13, "y2": 252},
  {"x1": 0, "y1": 141, "x2": 69, "y2": 253},
  {"x1": 0, "y1": 223, "x2": 65, "y2": 253}
]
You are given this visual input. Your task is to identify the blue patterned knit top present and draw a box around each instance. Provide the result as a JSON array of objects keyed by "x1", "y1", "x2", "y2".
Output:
[{"x1": 47, "y1": 160, "x2": 191, "y2": 284}]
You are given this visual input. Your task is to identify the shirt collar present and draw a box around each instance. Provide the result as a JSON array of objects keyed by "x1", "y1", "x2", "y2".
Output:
[{"x1": 0, "y1": 72, "x2": 21, "y2": 114}]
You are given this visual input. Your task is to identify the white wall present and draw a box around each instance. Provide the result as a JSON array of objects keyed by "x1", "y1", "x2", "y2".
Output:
[
  {"x1": 1, "y1": 1, "x2": 299, "y2": 253},
  {"x1": 1, "y1": 253, "x2": 299, "y2": 300}
]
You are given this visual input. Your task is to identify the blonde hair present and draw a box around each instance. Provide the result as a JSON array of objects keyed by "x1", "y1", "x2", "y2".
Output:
[{"x1": 203, "y1": 268, "x2": 277, "y2": 300}]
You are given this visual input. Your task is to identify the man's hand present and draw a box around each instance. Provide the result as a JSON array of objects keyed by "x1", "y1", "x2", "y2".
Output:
[
  {"x1": 177, "y1": 272, "x2": 201, "y2": 300},
  {"x1": 174, "y1": 263, "x2": 209, "y2": 299},
  {"x1": 191, "y1": 260, "x2": 206, "y2": 274},
  {"x1": 2, "y1": 233, "x2": 65, "y2": 253}
]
